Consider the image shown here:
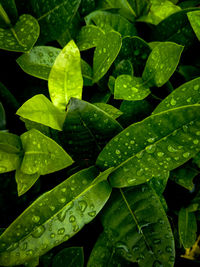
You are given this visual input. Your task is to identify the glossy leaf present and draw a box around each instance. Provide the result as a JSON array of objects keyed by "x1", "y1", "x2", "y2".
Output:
[
  {"x1": 96, "y1": 105, "x2": 200, "y2": 187},
  {"x1": 93, "y1": 103, "x2": 123, "y2": 119},
  {"x1": 153, "y1": 77, "x2": 200, "y2": 114},
  {"x1": 114, "y1": 75, "x2": 150, "y2": 101},
  {"x1": 48, "y1": 40, "x2": 83, "y2": 111},
  {"x1": 20, "y1": 129, "x2": 73, "y2": 175},
  {"x1": 0, "y1": 167, "x2": 112, "y2": 266},
  {"x1": 30, "y1": 0, "x2": 81, "y2": 43},
  {"x1": 52, "y1": 247, "x2": 84, "y2": 267},
  {"x1": 85, "y1": 10, "x2": 137, "y2": 36},
  {"x1": 0, "y1": 103, "x2": 6, "y2": 130},
  {"x1": 102, "y1": 185, "x2": 175, "y2": 266},
  {"x1": 187, "y1": 11, "x2": 200, "y2": 41},
  {"x1": 93, "y1": 31, "x2": 122, "y2": 83},
  {"x1": 0, "y1": 14, "x2": 39, "y2": 52},
  {"x1": 142, "y1": 42, "x2": 183, "y2": 87},
  {"x1": 16, "y1": 94, "x2": 66, "y2": 131},
  {"x1": 59, "y1": 98, "x2": 123, "y2": 161},
  {"x1": 178, "y1": 208, "x2": 197, "y2": 249},
  {"x1": 76, "y1": 25, "x2": 104, "y2": 51}
]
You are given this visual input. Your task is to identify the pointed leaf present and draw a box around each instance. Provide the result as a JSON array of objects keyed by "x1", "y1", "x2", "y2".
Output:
[
  {"x1": 0, "y1": 167, "x2": 112, "y2": 266},
  {"x1": 96, "y1": 105, "x2": 200, "y2": 187},
  {"x1": 16, "y1": 94, "x2": 66, "y2": 131},
  {"x1": 187, "y1": 11, "x2": 200, "y2": 41},
  {"x1": 0, "y1": 14, "x2": 39, "y2": 52},
  {"x1": 142, "y1": 42, "x2": 183, "y2": 87},
  {"x1": 102, "y1": 185, "x2": 175, "y2": 266},
  {"x1": 114, "y1": 75, "x2": 150, "y2": 101},
  {"x1": 48, "y1": 40, "x2": 83, "y2": 111},
  {"x1": 93, "y1": 31, "x2": 122, "y2": 83},
  {"x1": 93, "y1": 103, "x2": 123, "y2": 119},
  {"x1": 20, "y1": 129, "x2": 73, "y2": 175},
  {"x1": 52, "y1": 247, "x2": 84, "y2": 267}
]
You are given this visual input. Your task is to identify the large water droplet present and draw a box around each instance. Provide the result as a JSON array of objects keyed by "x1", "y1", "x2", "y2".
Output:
[
  {"x1": 88, "y1": 211, "x2": 96, "y2": 217},
  {"x1": 170, "y1": 98, "x2": 176, "y2": 106},
  {"x1": 183, "y1": 152, "x2": 190, "y2": 158},
  {"x1": 145, "y1": 144, "x2": 156, "y2": 154},
  {"x1": 167, "y1": 145, "x2": 177, "y2": 153},
  {"x1": 57, "y1": 228, "x2": 65, "y2": 235},
  {"x1": 69, "y1": 215, "x2": 76, "y2": 223},
  {"x1": 57, "y1": 210, "x2": 67, "y2": 222},
  {"x1": 78, "y1": 200, "x2": 87, "y2": 212},
  {"x1": 194, "y1": 84, "x2": 199, "y2": 90},
  {"x1": 115, "y1": 149, "x2": 121, "y2": 155},
  {"x1": 32, "y1": 225, "x2": 45, "y2": 238},
  {"x1": 32, "y1": 215, "x2": 40, "y2": 223}
]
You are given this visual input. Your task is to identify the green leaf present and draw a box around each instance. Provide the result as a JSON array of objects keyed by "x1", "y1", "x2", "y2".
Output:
[
  {"x1": 0, "y1": 167, "x2": 112, "y2": 266},
  {"x1": 79, "y1": 0, "x2": 95, "y2": 16},
  {"x1": 76, "y1": 25, "x2": 104, "y2": 51},
  {"x1": 81, "y1": 59, "x2": 93, "y2": 86},
  {"x1": 59, "y1": 98, "x2": 123, "y2": 161},
  {"x1": 114, "y1": 75, "x2": 151, "y2": 101},
  {"x1": 193, "y1": 151, "x2": 200, "y2": 168},
  {"x1": 178, "y1": 208, "x2": 197, "y2": 249},
  {"x1": 93, "y1": 103, "x2": 123, "y2": 119},
  {"x1": 153, "y1": 77, "x2": 200, "y2": 114},
  {"x1": 149, "y1": 171, "x2": 169, "y2": 196},
  {"x1": 52, "y1": 247, "x2": 84, "y2": 267},
  {"x1": 102, "y1": 185, "x2": 175, "y2": 266},
  {"x1": 48, "y1": 40, "x2": 83, "y2": 111},
  {"x1": 187, "y1": 11, "x2": 200, "y2": 41},
  {"x1": 113, "y1": 59, "x2": 134, "y2": 78},
  {"x1": 0, "y1": 132, "x2": 23, "y2": 173},
  {"x1": 96, "y1": 105, "x2": 200, "y2": 187},
  {"x1": 178, "y1": 65, "x2": 200, "y2": 81},
  {"x1": 15, "y1": 169, "x2": 40, "y2": 196},
  {"x1": 0, "y1": 14, "x2": 39, "y2": 52},
  {"x1": 127, "y1": 0, "x2": 151, "y2": 17},
  {"x1": 142, "y1": 42, "x2": 183, "y2": 87},
  {"x1": 30, "y1": 0, "x2": 81, "y2": 43},
  {"x1": 16, "y1": 94, "x2": 66, "y2": 131},
  {"x1": 93, "y1": 31, "x2": 122, "y2": 83},
  {"x1": 20, "y1": 118, "x2": 51, "y2": 137},
  {"x1": 20, "y1": 129, "x2": 73, "y2": 175},
  {"x1": 85, "y1": 10, "x2": 137, "y2": 36},
  {"x1": 0, "y1": 103, "x2": 6, "y2": 130},
  {"x1": 0, "y1": 0, "x2": 18, "y2": 26}
]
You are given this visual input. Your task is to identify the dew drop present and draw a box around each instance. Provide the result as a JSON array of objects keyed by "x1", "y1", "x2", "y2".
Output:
[
  {"x1": 127, "y1": 177, "x2": 136, "y2": 184},
  {"x1": 196, "y1": 131, "x2": 200, "y2": 136},
  {"x1": 26, "y1": 249, "x2": 33, "y2": 256},
  {"x1": 167, "y1": 145, "x2": 177, "y2": 153},
  {"x1": 59, "y1": 197, "x2": 66, "y2": 203},
  {"x1": 69, "y1": 215, "x2": 76, "y2": 223},
  {"x1": 126, "y1": 132, "x2": 130, "y2": 136},
  {"x1": 132, "y1": 245, "x2": 139, "y2": 252},
  {"x1": 153, "y1": 260, "x2": 163, "y2": 267},
  {"x1": 165, "y1": 246, "x2": 172, "y2": 253},
  {"x1": 57, "y1": 210, "x2": 67, "y2": 222},
  {"x1": 145, "y1": 144, "x2": 156, "y2": 154},
  {"x1": 32, "y1": 215, "x2": 40, "y2": 223},
  {"x1": 147, "y1": 137, "x2": 155, "y2": 143},
  {"x1": 32, "y1": 225, "x2": 45, "y2": 238},
  {"x1": 183, "y1": 152, "x2": 190, "y2": 158},
  {"x1": 88, "y1": 211, "x2": 96, "y2": 217},
  {"x1": 50, "y1": 233, "x2": 55, "y2": 238},
  {"x1": 193, "y1": 139, "x2": 199, "y2": 145},
  {"x1": 78, "y1": 200, "x2": 87, "y2": 212},
  {"x1": 153, "y1": 239, "x2": 161, "y2": 244},
  {"x1": 115, "y1": 149, "x2": 121, "y2": 155},
  {"x1": 157, "y1": 152, "x2": 164, "y2": 157},
  {"x1": 170, "y1": 98, "x2": 176, "y2": 106},
  {"x1": 57, "y1": 228, "x2": 65, "y2": 235},
  {"x1": 194, "y1": 84, "x2": 199, "y2": 90}
]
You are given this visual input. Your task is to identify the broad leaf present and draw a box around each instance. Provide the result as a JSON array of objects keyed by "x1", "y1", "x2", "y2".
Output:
[
  {"x1": 102, "y1": 185, "x2": 175, "y2": 266},
  {"x1": 153, "y1": 77, "x2": 200, "y2": 114},
  {"x1": 48, "y1": 40, "x2": 83, "y2": 111},
  {"x1": 93, "y1": 103, "x2": 123, "y2": 119},
  {"x1": 187, "y1": 11, "x2": 200, "y2": 41},
  {"x1": 178, "y1": 208, "x2": 197, "y2": 249},
  {"x1": 142, "y1": 42, "x2": 183, "y2": 87},
  {"x1": 114, "y1": 75, "x2": 150, "y2": 101},
  {"x1": 0, "y1": 167, "x2": 112, "y2": 266},
  {"x1": 52, "y1": 247, "x2": 84, "y2": 267},
  {"x1": 93, "y1": 31, "x2": 122, "y2": 83},
  {"x1": 16, "y1": 94, "x2": 66, "y2": 131},
  {"x1": 96, "y1": 105, "x2": 200, "y2": 187},
  {"x1": 0, "y1": 14, "x2": 39, "y2": 52},
  {"x1": 20, "y1": 129, "x2": 73, "y2": 175},
  {"x1": 30, "y1": 0, "x2": 81, "y2": 43}
]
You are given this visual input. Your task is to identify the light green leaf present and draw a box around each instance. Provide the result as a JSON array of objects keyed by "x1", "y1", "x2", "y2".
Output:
[
  {"x1": 153, "y1": 77, "x2": 200, "y2": 114},
  {"x1": 52, "y1": 247, "x2": 84, "y2": 267},
  {"x1": 20, "y1": 129, "x2": 73, "y2": 175},
  {"x1": 178, "y1": 208, "x2": 197, "y2": 249},
  {"x1": 0, "y1": 167, "x2": 112, "y2": 266},
  {"x1": 76, "y1": 25, "x2": 104, "y2": 51},
  {"x1": 142, "y1": 42, "x2": 183, "y2": 87},
  {"x1": 93, "y1": 31, "x2": 122, "y2": 83},
  {"x1": 114, "y1": 75, "x2": 150, "y2": 101},
  {"x1": 15, "y1": 169, "x2": 40, "y2": 196},
  {"x1": 16, "y1": 94, "x2": 66, "y2": 131},
  {"x1": 102, "y1": 185, "x2": 175, "y2": 266},
  {"x1": 187, "y1": 11, "x2": 200, "y2": 41},
  {"x1": 0, "y1": 132, "x2": 23, "y2": 173},
  {"x1": 0, "y1": 14, "x2": 39, "y2": 52},
  {"x1": 93, "y1": 103, "x2": 123, "y2": 119},
  {"x1": 96, "y1": 105, "x2": 200, "y2": 187},
  {"x1": 48, "y1": 40, "x2": 83, "y2": 111}
]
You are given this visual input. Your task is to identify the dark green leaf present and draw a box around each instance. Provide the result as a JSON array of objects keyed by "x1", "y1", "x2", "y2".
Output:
[
  {"x1": 102, "y1": 185, "x2": 175, "y2": 266},
  {"x1": 79, "y1": 0, "x2": 95, "y2": 16},
  {"x1": 0, "y1": 0, "x2": 18, "y2": 26},
  {"x1": 187, "y1": 10, "x2": 200, "y2": 41},
  {"x1": 0, "y1": 103, "x2": 6, "y2": 130},
  {"x1": 52, "y1": 247, "x2": 84, "y2": 267},
  {"x1": 0, "y1": 167, "x2": 111, "y2": 266},
  {"x1": 149, "y1": 171, "x2": 169, "y2": 196},
  {"x1": 113, "y1": 59, "x2": 134, "y2": 78},
  {"x1": 93, "y1": 103, "x2": 123, "y2": 119},
  {"x1": 193, "y1": 151, "x2": 200, "y2": 168},
  {"x1": 20, "y1": 118, "x2": 51, "y2": 137},
  {"x1": 96, "y1": 105, "x2": 200, "y2": 187},
  {"x1": 127, "y1": 0, "x2": 151, "y2": 17}
]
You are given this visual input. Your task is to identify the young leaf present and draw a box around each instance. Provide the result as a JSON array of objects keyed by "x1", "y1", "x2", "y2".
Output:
[
  {"x1": 0, "y1": 14, "x2": 39, "y2": 52},
  {"x1": 52, "y1": 247, "x2": 84, "y2": 267},
  {"x1": 93, "y1": 31, "x2": 122, "y2": 83},
  {"x1": 178, "y1": 208, "x2": 197, "y2": 249},
  {"x1": 96, "y1": 105, "x2": 200, "y2": 187},
  {"x1": 29, "y1": 0, "x2": 81, "y2": 43},
  {"x1": 153, "y1": 77, "x2": 200, "y2": 114},
  {"x1": 114, "y1": 75, "x2": 150, "y2": 101},
  {"x1": 102, "y1": 185, "x2": 175, "y2": 266},
  {"x1": 187, "y1": 11, "x2": 200, "y2": 41},
  {"x1": 0, "y1": 167, "x2": 112, "y2": 266},
  {"x1": 142, "y1": 42, "x2": 183, "y2": 87},
  {"x1": 48, "y1": 40, "x2": 83, "y2": 111},
  {"x1": 20, "y1": 129, "x2": 73, "y2": 175},
  {"x1": 93, "y1": 103, "x2": 123, "y2": 119},
  {"x1": 16, "y1": 94, "x2": 66, "y2": 131}
]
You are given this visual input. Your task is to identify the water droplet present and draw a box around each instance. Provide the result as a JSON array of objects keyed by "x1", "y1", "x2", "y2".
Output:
[
  {"x1": 167, "y1": 145, "x2": 177, "y2": 153},
  {"x1": 78, "y1": 200, "x2": 87, "y2": 212},
  {"x1": 196, "y1": 131, "x2": 200, "y2": 136},
  {"x1": 126, "y1": 132, "x2": 130, "y2": 136},
  {"x1": 50, "y1": 233, "x2": 55, "y2": 238},
  {"x1": 57, "y1": 210, "x2": 67, "y2": 222},
  {"x1": 61, "y1": 188, "x2": 66, "y2": 192},
  {"x1": 183, "y1": 152, "x2": 190, "y2": 158},
  {"x1": 170, "y1": 98, "x2": 176, "y2": 106},
  {"x1": 182, "y1": 125, "x2": 188, "y2": 132},
  {"x1": 21, "y1": 242, "x2": 27, "y2": 251},
  {"x1": 116, "y1": 242, "x2": 129, "y2": 253},
  {"x1": 153, "y1": 260, "x2": 163, "y2": 267},
  {"x1": 88, "y1": 211, "x2": 96, "y2": 217},
  {"x1": 157, "y1": 152, "x2": 164, "y2": 157},
  {"x1": 193, "y1": 139, "x2": 199, "y2": 144},
  {"x1": 32, "y1": 215, "x2": 40, "y2": 223},
  {"x1": 194, "y1": 84, "x2": 199, "y2": 90},
  {"x1": 137, "y1": 169, "x2": 144, "y2": 176},
  {"x1": 57, "y1": 228, "x2": 65, "y2": 235},
  {"x1": 0, "y1": 166, "x2": 7, "y2": 172},
  {"x1": 147, "y1": 137, "x2": 155, "y2": 143},
  {"x1": 130, "y1": 140, "x2": 135, "y2": 144},
  {"x1": 69, "y1": 215, "x2": 76, "y2": 223},
  {"x1": 186, "y1": 97, "x2": 192, "y2": 103},
  {"x1": 166, "y1": 246, "x2": 172, "y2": 253},
  {"x1": 59, "y1": 197, "x2": 66, "y2": 203},
  {"x1": 73, "y1": 225, "x2": 79, "y2": 232},
  {"x1": 82, "y1": 179, "x2": 87, "y2": 185},
  {"x1": 153, "y1": 239, "x2": 161, "y2": 244},
  {"x1": 127, "y1": 177, "x2": 136, "y2": 184},
  {"x1": 115, "y1": 149, "x2": 121, "y2": 155},
  {"x1": 26, "y1": 249, "x2": 33, "y2": 256},
  {"x1": 37, "y1": 144, "x2": 41, "y2": 149},
  {"x1": 145, "y1": 144, "x2": 156, "y2": 154}
]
